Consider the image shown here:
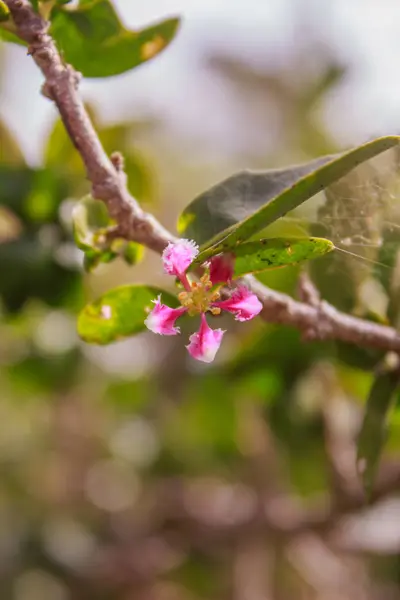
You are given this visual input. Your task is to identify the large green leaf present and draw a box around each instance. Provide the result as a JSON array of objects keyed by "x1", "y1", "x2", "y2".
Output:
[
  {"x1": 307, "y1": 153, "x2": 398, "y2": 318},
  {"x1": 193, "y1": 237, "x2": 334, "y2": 277},
  {"x1": 50, "y1": 1, "x2": 180, "y2": 78},
  {"x1": 178, "y1": 136, "x2": 400, "y2": 265},
  {"x1": 77, "y1": 285, "x2": 177, "y2": 344},
  {"x1": 230, "y1": 237, "x2": 334, "y2": 277},
  {"x1": 357, "y1": 358, "x2": 400, "y2": 496}
]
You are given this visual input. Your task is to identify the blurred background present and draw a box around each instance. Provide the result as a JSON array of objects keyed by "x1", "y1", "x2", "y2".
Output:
[{"x1": 1, "y1": 0, "x2": 400, "y2": 598}]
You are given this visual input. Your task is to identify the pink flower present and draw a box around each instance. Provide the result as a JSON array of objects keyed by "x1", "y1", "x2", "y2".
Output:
[
  {"x1": 144, "y1": 297, "x2": 187, "y2": 335},
  {"x1": 186, "y1": 313, "x2": 225, "y2": 363},
  {"x1": 216, "y1": 285, "x2": 263, "y2": 322},
  {"x1": 209, "y1": 253, "x2": 235, "y2": 285},
  {"x1": 145, "y1": 240, "x2": 262, "y2": 362},
  {"x1": 162, "y1": 239, "x2": 199, "y2": 279}
]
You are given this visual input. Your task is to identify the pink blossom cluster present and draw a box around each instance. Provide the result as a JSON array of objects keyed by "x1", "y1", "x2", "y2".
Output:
[{"x1": 145, "y1": 240, "x2": 262, "y2": 363}]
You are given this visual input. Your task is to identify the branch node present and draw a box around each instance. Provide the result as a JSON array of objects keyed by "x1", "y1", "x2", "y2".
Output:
[
  {"x1": 110, "y1": 151, "x2": 125, "y2": 173},
  {"x1": 41, "y1": 80, "x2": 54, "y2": 100},
  {"x1": 33, "y1": 45, "x2": 52, "y2": 61},
  {"x1": 66, "y1": 64, "x2": 81, "y2": 88}
]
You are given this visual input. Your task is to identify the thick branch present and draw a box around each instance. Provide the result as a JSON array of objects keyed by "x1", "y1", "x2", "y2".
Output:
[
  {"x1": 6, "y1": 0, "x2": 400, "y2": 355},
  {"x1": 246, "y1": 276, "x2": 400, "y2": 352},
  {"x1": 4, "y1": 0, "x2": 175, "y2": 254}
]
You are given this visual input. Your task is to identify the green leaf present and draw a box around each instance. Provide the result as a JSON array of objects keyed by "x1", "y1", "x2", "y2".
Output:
[
  {"x1": 357, "y1": 357, "x2": 400, "y2": 497},
  {"x1": 120, "y1": 240, "x2": 144, "y2": 265},
  {"x1": 50, "y1": 1, "x2": 180, "y2": 78},
  {"x1": 83, "y1": 247, "x2": 115, "y2": 272},
  {"x1": 206, "y1": 237, "x2": 334, "y2": 278},
  {"x1": 72, "y1": 195, "x2": 117, "y2": 271},
  {"x1": 72, "y1": 195, "x2": 111, "y2": 250},
  {"x1": 178, "y1": 135, "x2": 400, "y2": 264},
  {"x1": 77, "y1": 285, "x2": 178, "y2": 344}
]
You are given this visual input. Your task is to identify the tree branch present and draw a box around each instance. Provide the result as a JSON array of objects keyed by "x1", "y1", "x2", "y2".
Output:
[
  {"x1": 6, "y1": 0, "x2": 400, "y2": 354},
  {"x1": 4, "y1": 0, "x2": 176, "y2": 254},
  {"x1": 246, "y1": 276, "x2": 400, "y2": 352}
]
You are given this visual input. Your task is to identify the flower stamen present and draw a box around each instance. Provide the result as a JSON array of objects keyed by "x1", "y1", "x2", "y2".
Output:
[{"x1": 177, "y1": 272, "x2": 220, "y2": 316}]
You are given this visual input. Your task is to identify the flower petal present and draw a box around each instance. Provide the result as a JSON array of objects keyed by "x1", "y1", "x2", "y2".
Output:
[
  {"x1": 215, "y1": 285, "x2": 262, "y2": 322},
  {"x1": 145, "y1": 296, "x2": 187, "y2": 335},
  {"x1": 209, "y1": 253, "x2": 235, "y2": 285},
  {"x1": 186, "y1": 313, "x2": 225, "y2": 363},
  {"x1": 162, "y1": 239, "x2": 199, "y2": 277}
]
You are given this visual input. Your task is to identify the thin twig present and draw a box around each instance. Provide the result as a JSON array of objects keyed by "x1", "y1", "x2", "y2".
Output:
[{"x1": 6, "y1": 0, "x2": 400, "y2": 354}]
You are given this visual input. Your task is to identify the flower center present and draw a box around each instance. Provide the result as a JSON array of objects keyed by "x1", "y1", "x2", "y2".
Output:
[{"x1": 178, "y1": 274, "x2": 221, "y2": 316}]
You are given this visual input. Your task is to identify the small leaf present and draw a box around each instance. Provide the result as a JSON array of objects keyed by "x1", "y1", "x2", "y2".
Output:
[
  {"x1": 83, "y1": 247, "x2": 116, "y2": 273},
  {"x1": 72, "y1": 195, "x2": 111, "y2": 250},
  {"x1": 228, "y1": 237, "x2": 334, "y2": 278},
  {"x1": 178, "y1": 136, "x2": 400, "y2": 264},
  {"x1": 122, "y1": 241, "x2": 144, "y2": 265},
  {"x1": 109, "y1": 237, "x2": 145, "y2": 266},
  {"x1": 50, "y1": 0, "x2": 180, "y2": 78},
  {"x1": 72, "y1": 195, "x2": 117, "y2": 271},
  {"x1": 357, "y1": 355, "x2": 400, "y2": 497},
  {"x1": 77, "y1": 285, "x2": 178, "y2": 344}
]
